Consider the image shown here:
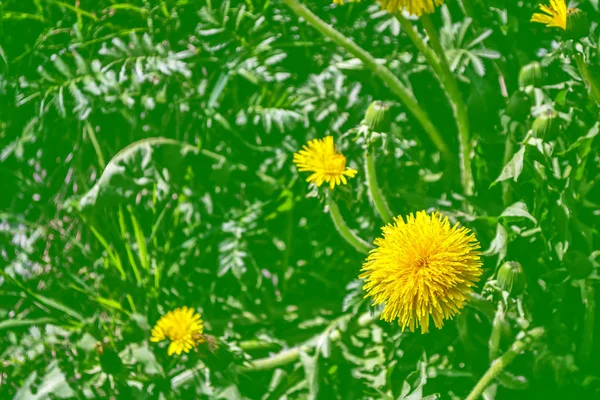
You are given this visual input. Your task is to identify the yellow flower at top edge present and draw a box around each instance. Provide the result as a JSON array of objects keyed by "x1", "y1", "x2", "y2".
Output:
[
  {"x1": 332, "y1": 0, "x2": 444, "y2": 17},
  {"x1": 531, "y1": 0, "x2": 575, "y2": 30},
  {"x1": 151, "y1": 306, "x2": 204, "y2": 356},
  {"x1": 360, "y1": 211, "x2": 482, "y2": 334},
  {"x1": 293, "y1": 136, "x2": 358, "y2": 189}
]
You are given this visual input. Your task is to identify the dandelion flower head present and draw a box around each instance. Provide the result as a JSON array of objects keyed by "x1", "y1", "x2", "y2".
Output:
[
  {"x1": 531, "y1": 0, "x2": 575, "y2": 30},
  {"x1": 151, "y1": 306, "x2": 204, "y2": 356},
  {"x1": 360, "y1": 211, "x2": 482, "y2": 333},
  {"x1": 333, "y1": 0, "x2": 444, "y2": 17},
  {"x1": 293, "y1": 136, "x2": 357, "y2": 189}
]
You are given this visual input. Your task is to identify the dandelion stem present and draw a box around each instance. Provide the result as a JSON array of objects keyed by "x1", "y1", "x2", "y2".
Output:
[
  {"x1": 327, "y1": 195, "x2": 373, "y2": 254},
  {"x1": 240, "y1": 312, "x2": 378, "y2": 372},
  {"x1": 579, "y1": 280, "x2": 595, "y2": 366},
  {"x1": 282, "y1": 0, "x2": 450, "y2": 160},
  {"x1": 364, "y1": 149, "x2": 394, "y2": 223},
  {"x1": 421, "y1": 14, "x2": 475, "y2": 196},
  {"x1": 488, "y1": 302, "x2": 504, "y2": 360},
  {"x1": 501, "y1": 127, "x2": 515, "y2": 206},
  {"x1": 394, "y1": 13, "x2": 443, "y2": 77},
  {"x1": 466, "y1": 327, "x2": 545, "y2": 400}
]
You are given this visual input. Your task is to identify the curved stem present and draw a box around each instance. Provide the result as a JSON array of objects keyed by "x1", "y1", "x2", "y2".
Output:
[
  {"x1": 283, "y1": 0, "x2": 450, "y2": 160},
  {"x1": 364, "y1": 149, "x2": 394, "y2": 222},
  {"x1": 394, "y1": 13, "x2": 443, "y2": 78},
  {"x1": 466, "y1": 327, "x2": 545, "y2": 400},
  {"x1": 421, "y1": 15, "x2": 474, "y2": 196},
  {"x1": 240, "y1": 312, "x2": 378, "y2": 372},
  {"x1": 327, "y1": 195, "x2": 373, "y2": 254}
]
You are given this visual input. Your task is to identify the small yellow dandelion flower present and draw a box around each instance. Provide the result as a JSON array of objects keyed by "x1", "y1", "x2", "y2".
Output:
[
  {"x1": 293, "y1": 136, "x2": 358, "y2": 189},
  {"x1": 151, "y1": 306, "x2": 204, "y2": 356},
  {"x1": 531, "y1": 0, "x2": 575, "y2": 30},
  {"x1": 333, "y1": 0, "x2": 443, "y2": 17},
  {"x1": 360, "y1": 211, "x2": 482, "y2": 334}
]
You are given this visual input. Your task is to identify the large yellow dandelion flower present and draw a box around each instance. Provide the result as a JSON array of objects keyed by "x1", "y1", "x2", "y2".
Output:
[
  {"x1": 332, "y1": 0, "x2": 443, "y2": 17},
  {"x1": 293, "y1": 136, "x2": 358, "y2": 189},
  {"x1": 151, "y1": 307, "x2": 204, "y2": 356},
  {"x1": 360, "y1": 211, "x2": 482, "y2": 333},
  {"x1": 531, "y1": 0, "x2": 575, "y2": 30}
]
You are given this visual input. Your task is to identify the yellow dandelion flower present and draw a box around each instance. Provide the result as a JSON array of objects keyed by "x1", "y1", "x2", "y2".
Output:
[
  {"x1": 151, "y1": 306, "x2": 204, "y2": 356},
  {"x1": 332, "y1": 0, "x2": 443, "y2": 17},
  {"x1": 293, "y1": 136, "x2": 358, "y2": 189},
  {"x1": 360, "y1": 211, "x2": 482, "y2": 334},
  {"x1": 531, "y1": 0, "x2": 575, "y2": 30}
]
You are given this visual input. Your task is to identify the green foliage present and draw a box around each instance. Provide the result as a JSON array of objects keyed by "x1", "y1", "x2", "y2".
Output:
[{"x1": 1, "y1": 0, "x2": 600, "y2": 399}]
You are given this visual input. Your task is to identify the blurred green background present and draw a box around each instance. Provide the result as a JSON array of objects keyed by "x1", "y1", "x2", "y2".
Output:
[{"x1": 1, "y1": 0, "x2": 599, "y2": 398}]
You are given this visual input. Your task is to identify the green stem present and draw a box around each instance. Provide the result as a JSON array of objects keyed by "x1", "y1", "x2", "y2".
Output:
[
  {"x1": 574, "y1": 54, "x2": 600, "y2": 106},
  {"x1": 488, "y1": 302, "x2": 504, "y2": 360},
  {"x1": 364, "y1": 149, "x2": 394, "y2": 223},
  {"x1": 421, "y1": 15, "x2": 474, "y2": 196},
  {"x1": 466, "y1": 327, "x2": 545, "y2": 400},
  {"x1": 501, "y1": 126, "x2": 516, "y2": 206},
  {"x1": 238, "y1": 340, "x2": 283, "y2": 352},
  {"x1": 241, "y1": 312, "x2": 377, "y2": 372},
  {"x1": 579, "y1": 280, "x2": 595, "y2": 366},
  {"x1": 394, "y1": 13, "x2": 443, "y2": 78},
  {"x1": 283, "y1": 0, "x2": 450, "y2": 160},
  {"x1": 84, "y1": 121, "x2": 106, "y2": 169},
  {"x1": 327, "y1": 195, "x2": 373, "y2": 254}
]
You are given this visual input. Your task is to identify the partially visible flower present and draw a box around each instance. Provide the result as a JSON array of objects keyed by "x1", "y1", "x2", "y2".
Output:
[
  {"x1": 531, "y1": 0, "x2": 575, "y2": 30},
  {"x1": 360, "y1": 211, "x2": 482, "y2": 333},
  {"x1": 293, "y1": 136, "x2": 358, "y2": 189},
  {"x1": 151, "y1": 307, "x2": 204, "y2": 356},
  {"x1": 333, "y1": 0, "x2": 443, "y2": 17}
]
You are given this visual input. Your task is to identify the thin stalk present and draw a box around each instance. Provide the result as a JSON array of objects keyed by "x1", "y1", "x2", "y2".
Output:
[
  {"x1": 501, "y1": 126, "x2": 516, "y2": 206},
  {"x1": 364, "y1": 149, "x2": 394, "y2": 223},
  {"x1": 327, "y1": 195, "x2": 373, "y2": 254},
  {"x1": 84, "y1": 121, "x2": 106, "y2": 169},
  {"x1": 283, "y1": 0, "x2": 450, "y2": 159},
  {"x1": 579, "y1": 280, "x2": 595, "y2": 366},
  {"x1": 488, "y1": 302, "x2": 504, "y2": 360},
  {"x1": 466, "y1": 327, "x2": 545, "y2": 400},
  {"x1": 241, "y1": 312, "x2": 377, "y2": 372},
  {"x1": 394, "y1": 13, "x2": 443, "y2": 78},
  {"x1": 421, "y1": 15, "x2": 474, "y2": 196}
]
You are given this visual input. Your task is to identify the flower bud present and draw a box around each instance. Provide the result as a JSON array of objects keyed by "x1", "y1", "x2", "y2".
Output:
[
  {"x1": 365, "y1": 101, "x2": 392, "y2": 132},
  {"x1": 497, "y1": 261, "x2": 526, "y2": 295},
  {"x1": 519, "y1": 61, "x2": 544, "y2": 89},
  {"x1": 564, "y1": 251, "x2": 593, "y2": 279},
  {"x1": 566, "y1": 9, "x2": 590, "y2": 40},
  {"x1": 532, "y1": 110, "x2": 560, "y2": 140},
  {"x1": 506, "y1": 91, "x2": 531, "y2": 122}
]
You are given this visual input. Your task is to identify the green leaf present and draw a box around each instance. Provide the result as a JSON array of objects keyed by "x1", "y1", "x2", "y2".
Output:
[
  {"x1": 483, "y1": 223, "x2": 508, "y2": 265},
  {"x1": 500, "y1": 202, "x2": 537, "y2": 225},
  {"x1": 299, "y1": 350, "x2": 319, "y2": 400},
  {"x1": 79, "y1": 138, "x2": 200, "y2": 210},
  {"x1": 0, "y1": 318, "x2": 56, "y2": 331},
  {"x1": 492, "y1": 146, "x2": 525, "y2": 186}
]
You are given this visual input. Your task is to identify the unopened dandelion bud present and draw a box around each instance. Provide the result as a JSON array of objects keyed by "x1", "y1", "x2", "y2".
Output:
[
  {"x1": 564, "y1": 251, "x2": 594, "y2": 279},
  {"x1": 566, "y1": 9, "x2": 589, "y2": 39},
  {"x1": 519, "y1": 61, "x2": 544, "y2": 89},
  {"x1": 365, "y1": 101, "x2": 392, "y2": 133},
  {"x1": 497, "y1": 261, "x2": 526, "y2": 295},
  {"x1": 532, "y1": 110, "x2": 560, "y2": 140}
]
